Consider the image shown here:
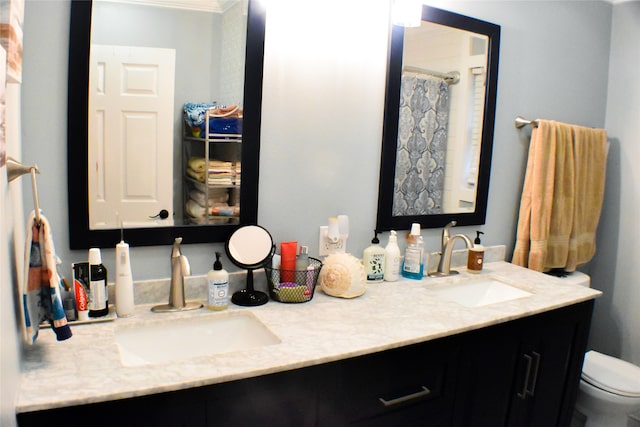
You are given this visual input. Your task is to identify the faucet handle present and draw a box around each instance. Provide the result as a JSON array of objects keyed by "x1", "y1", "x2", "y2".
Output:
[
  {"x1": 441, "y1": 221, "x2": 457, "y2": 250},
  {"x1": 179, "y1": 255, "x2": 191, "y2": 277},
  {"x1": 171, "y1": 237, "x2": 183, "y2": 258}
]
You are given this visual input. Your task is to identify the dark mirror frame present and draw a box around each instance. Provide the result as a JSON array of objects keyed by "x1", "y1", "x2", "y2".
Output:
[
  {"x1": 376, "y1": 6, "x2": 500, "y2": 232},
  {"x1": 67, "y1": 0, "x2": 266, "y2": 249}
]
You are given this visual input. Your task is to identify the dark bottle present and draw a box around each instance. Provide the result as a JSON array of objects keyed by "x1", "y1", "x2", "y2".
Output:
[{"x1": 88, "y1": 248, "x2": 109, "y2": 317}]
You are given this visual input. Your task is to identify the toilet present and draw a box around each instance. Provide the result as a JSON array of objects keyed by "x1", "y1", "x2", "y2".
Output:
[
  {"x1": 574, "y1": 350, "x2": 640, "y2": 426},
  {"x1": 566, "y1": 271, "x2": 640, "y2": 426}
]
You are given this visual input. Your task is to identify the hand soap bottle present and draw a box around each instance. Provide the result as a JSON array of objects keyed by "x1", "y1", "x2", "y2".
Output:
[
  {"x1": 364, "y1": 231, "x2": 385, "y2": 283},
  {"x1": 402, "y1": 223, "x2": 424, "y2": 280},
  {"x1": 207, "y1": 252, "x2": 229, "y2": 311},
  {"x1": 467, "y1": 231, "x2": 485, "y2": 273},
  {"x1": 384, "y1": 230, "x2": 401, "y2": 282}
]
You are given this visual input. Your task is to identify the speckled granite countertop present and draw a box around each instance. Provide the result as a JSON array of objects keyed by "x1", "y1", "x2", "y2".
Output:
[{"x1": 17, "y1": 257, "x2": 600, "y2": 413}]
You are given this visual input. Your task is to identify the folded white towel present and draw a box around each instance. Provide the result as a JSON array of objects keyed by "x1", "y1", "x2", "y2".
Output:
[{"x1": 188, "y1": 189, "x2": 229, "y2": 206}]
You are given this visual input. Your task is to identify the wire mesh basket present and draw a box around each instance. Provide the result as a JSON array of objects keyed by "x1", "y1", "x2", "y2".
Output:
[{"x1": 264, "y1": 257, "x2": 323, "y2": 303}]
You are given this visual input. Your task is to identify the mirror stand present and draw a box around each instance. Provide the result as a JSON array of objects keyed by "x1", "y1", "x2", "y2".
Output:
[
  {"x1": 225, "y1": 225, "x2": 275, "y2": 307},
  {"x1": 231, "y1": 268, "x2": 269, "y2": 307}
]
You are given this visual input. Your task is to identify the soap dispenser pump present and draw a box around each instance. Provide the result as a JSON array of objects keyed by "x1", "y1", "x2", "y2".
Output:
[
  {"x1": 467, "y1": 231, "x2": 485, "y2": 273},
  {"x1": 363, "y1": 231, "x2": 385, "y2": 283},
  {"x1": 207, "y1": 252, "x2": 229, "y2": 310}
]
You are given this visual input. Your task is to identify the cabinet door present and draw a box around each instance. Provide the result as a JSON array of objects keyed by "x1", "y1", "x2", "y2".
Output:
[
  {"x1": 17, "y1": 388, "x2": 207, "y2": 427},
  {"x1": 453, "y1": 300, "x2": 593, "y2": 427},
  {"x1": 319, "y1": 338, "x2": 459, "y2": 426},
  {"x1": 202, "y1": 368, "x2": 318, "y2": 427},
  {"x1": 506, "y1": 300, "x2": 593, "y2": 427},
  {"x1": 452, "y1": 323, "x2": 521, "y2": 426}
]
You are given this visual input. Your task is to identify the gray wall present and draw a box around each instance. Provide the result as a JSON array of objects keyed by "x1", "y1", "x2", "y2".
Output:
[
  {"x1": 591, "y1": 0, "x2": 640, "y2": 364},
  {"x1": 20, "y1": 0, "x2": 613, "y2": 282},
  {"x1": 4, "y1": 0, "x2": 638, "y2": 421},
  {"x1": 0, "y1": 85, "x2": 25, "y2": 426}
]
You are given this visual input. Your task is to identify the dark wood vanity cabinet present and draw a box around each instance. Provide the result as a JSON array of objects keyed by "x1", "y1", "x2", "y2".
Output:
[
  {"x1": 315, "y1": 299, "x2": 592, "y2": 427},
  {"x1": 17, "y1": 300, "x2": 593, "y2": 427},
  {"x1": 453, "y1": 300, "x2": 593, "y2": 427}
]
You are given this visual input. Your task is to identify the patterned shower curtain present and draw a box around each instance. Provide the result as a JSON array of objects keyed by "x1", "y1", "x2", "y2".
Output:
[{"x1": 392, "y1": 73, "x2": 450, "y2": 216}]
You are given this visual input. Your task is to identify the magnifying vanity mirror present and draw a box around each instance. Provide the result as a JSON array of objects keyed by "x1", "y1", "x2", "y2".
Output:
[
  {"x1": 225, "y1": 225, "x2": 275, "y2": 306},
  {"x1": 376, "y1": 6, "x2": 500, "y2": 231},
  {"x1": 67, "y1": 0, "x2": 266, "y2": 249}
]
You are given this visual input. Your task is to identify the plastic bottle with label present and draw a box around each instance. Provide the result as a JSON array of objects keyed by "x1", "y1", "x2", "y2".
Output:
[
  {"x1": 402, "y1": 223, "x2": 424, "y2": 280},
  {"x1": 207, "y1": 252, "x2": 229, "y2": 311},
  {"x1": 467, "y1": 231, "x2": 485, "y2": 273},
  {"x1": 384, "y1": 230, "x2": 401, "y2": 282},
  {"x1": 115, "y1": 238, "x2": 135, "y2": 317},
  {"x1": 363, "y1": 231, "x2": 385, "y2": 283},
  {"x1": 88, "y1": 248, "x2": 109, "y2": 317}
]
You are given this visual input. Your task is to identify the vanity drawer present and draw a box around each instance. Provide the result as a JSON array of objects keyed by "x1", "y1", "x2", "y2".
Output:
[{"x1": 320, "y1": 338, "x2": 459, "y2": 425}]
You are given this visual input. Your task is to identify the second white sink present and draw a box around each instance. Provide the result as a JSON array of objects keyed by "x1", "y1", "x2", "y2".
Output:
[
  {"x1": 429, "y1": 277, "x2": 532, "y2": 308},
  {"x1": 116, "y1": 311, "x2": 281, "y2": 367}
]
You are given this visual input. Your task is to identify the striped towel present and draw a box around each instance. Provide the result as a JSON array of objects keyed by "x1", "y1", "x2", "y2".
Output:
[{"x1": 22, "y1": 211, "x2": 72, "y2": 344}]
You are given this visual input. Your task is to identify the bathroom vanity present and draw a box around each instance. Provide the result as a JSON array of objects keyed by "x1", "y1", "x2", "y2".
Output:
[{"x1": 16, "y1": 261, "x2": 599, "y2": 427}]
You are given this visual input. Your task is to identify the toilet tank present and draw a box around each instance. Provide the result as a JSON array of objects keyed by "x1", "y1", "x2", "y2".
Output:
[{"x1": 559, "y1": 271, "x2": 590, "y2": 288}]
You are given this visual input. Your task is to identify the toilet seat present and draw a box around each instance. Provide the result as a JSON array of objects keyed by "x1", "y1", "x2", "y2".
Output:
[{"x1": 581, "y1": 350, "x2": 640, "y2": 398}]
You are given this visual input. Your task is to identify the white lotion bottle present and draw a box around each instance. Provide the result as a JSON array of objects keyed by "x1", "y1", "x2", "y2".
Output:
[
  {"x1": 207, "y1": 252, "x2": 229, "y2": 311},
  {"x1": 384, "y1": 230, "x2": 401, "y2": 282},
  {"x1": 115, "y1": 239, "x2": 135, "y2": 317}
]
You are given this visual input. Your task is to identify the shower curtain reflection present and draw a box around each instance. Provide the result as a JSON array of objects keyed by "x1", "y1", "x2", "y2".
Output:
[{"x1": 393, "y1": 73, "x2": 450, "y2": 216}]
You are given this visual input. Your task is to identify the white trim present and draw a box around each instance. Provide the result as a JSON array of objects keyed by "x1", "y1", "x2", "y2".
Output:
[{"x1": 95, "y1": 0, "x2": 240, "y2": 14}]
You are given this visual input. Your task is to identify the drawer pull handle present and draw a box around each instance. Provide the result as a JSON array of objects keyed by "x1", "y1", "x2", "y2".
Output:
[
  {"x1": 526, "y1": 351, "x2": 541, "y2": 397},
  {"x1": 379, "y1": 386, "x2": 431, "y2": 407},
  {"x1": 517, "y1": 351, "x2": 542, "y2": 399},
  {"x1": 517, "y1": 353, "x2": 533, "y2": 399}
]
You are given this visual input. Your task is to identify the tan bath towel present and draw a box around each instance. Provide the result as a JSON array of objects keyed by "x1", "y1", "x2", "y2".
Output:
[{"x1": 512, "y1": 119, "x2": 607, "y2": 272}]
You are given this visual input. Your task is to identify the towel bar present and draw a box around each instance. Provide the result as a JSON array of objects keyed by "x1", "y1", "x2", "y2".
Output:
[
  {"x1": 7, "y1": 157, "x2": 42, "y2": 224},
  {"x1": 515, "y1": 116, "x2": 539, "y2": 129}
]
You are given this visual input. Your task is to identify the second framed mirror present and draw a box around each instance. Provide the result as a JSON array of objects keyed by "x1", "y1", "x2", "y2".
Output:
[{"x1": 377, "y1": 6, "x2": 501, "y2": 231}]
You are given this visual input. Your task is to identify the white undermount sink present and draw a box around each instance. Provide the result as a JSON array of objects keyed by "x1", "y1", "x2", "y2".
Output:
[
  {"x1": 115, "y1": 311, "x2": 281, "y2": 367},
  {"x1": 429, "y1": 277, "x2": 532, "y2": 308}
]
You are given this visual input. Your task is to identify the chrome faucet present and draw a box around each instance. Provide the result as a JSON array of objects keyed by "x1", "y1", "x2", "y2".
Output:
[
  {"x1": 151, "y1": 237, "x2": 203, "y2": 313},
  {"x1": 431, "y1": 232, "x2": 473, "y2": 277}
]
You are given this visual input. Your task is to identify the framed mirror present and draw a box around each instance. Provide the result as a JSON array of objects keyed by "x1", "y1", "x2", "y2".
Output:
[
  {"x1": 376, "y1": 6, "x2": 500, "y2": 231},
  {"x1": 67, "y1": 0, "x2": 266, "y2": 249}
]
